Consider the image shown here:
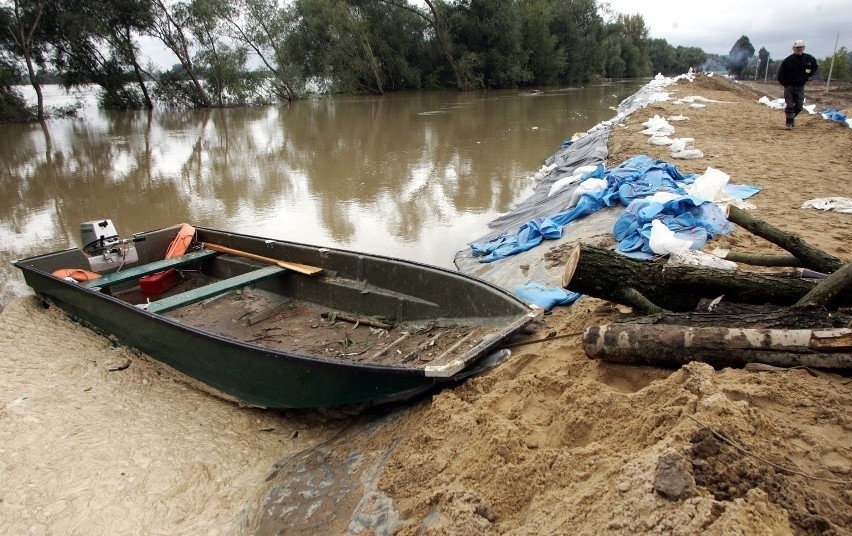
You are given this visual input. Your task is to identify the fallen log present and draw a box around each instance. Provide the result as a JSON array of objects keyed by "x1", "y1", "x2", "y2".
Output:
[
  {"x1": 726, "y1": 206, "x2": 844, "y2": 273},
  {"x1": 795, "y1": 261, "x2": 852, "y2": 308},
  {"x1": 629, "y1": 302, "x2": 852, "y2": 329},
  {"x1": 583, "y1": 323, "x2": 852, "y2": 372},
  {"x1": 561, "y1": 244, "x2": 852, "y2": 312}
]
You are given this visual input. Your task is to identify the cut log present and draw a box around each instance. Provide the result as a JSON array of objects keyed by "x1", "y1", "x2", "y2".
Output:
[
  {"x1": 584, "y1": 323, "x2": 852, "y2": 372},
  {"x1": 726, "y1": 206, "x2": 844, "y2": 274},
  {"x1": 561, "y1": 244, "x2": 852, "y2": 312}
]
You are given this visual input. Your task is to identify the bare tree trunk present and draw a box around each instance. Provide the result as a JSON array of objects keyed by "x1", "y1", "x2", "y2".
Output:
[
  {"x1": 11, "y1": 0, "x2": 46, "y2": 120},
  {"x1": 119, "y1": 25, "x2": 153, "y2": 109},
  {"x1": 150, "y1": 0, "x2": 212, "y2": 108},
  {"x1": 584, "y1": 323, "x2": 852, "y2": 372}
]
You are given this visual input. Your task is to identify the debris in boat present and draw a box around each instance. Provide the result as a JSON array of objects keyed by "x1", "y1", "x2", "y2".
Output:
[
  {"x1": 321, "y1": 311, "x2": 393, "y2": 330},
  {"x1": 107, "y1": 359, "x2": 131, "y2": 372}
]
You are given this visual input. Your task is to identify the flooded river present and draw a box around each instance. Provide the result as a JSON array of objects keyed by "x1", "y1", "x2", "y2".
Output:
[{"x1": 1, "y1": 81, "x2": 643, "y2": 307}]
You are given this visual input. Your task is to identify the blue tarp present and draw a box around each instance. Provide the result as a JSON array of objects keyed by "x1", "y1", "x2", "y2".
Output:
[
  {"x1": 821, "y1": 108, "x2": 850, "y2": 127},
  {"x1": 513, "y1": 282, "x2": 581, "y2": 310},
  {"x1": 471, "y1": 155, "x2": 745, "y2": 263}
]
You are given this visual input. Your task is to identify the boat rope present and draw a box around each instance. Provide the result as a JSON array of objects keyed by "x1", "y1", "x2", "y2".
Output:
[{"x1": 502, "y1": 330, "x2": 584, "y2": 349}]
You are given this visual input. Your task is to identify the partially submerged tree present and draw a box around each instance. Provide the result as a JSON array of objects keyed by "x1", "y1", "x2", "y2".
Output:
[
  {"x1": 149, "y1": 0, "x2": 212, "y2": 107},
  {"x1": 217, "y1": 0, "x2": 300, "y2": 101},
  {"x1": 49, "y1": 0, "x2": 154, "y2": 109},
  {"x1": 3, "y1": 0, "x2": 50, "y2": 120},
  {"x1": 379, "y1": 0, "x2": 467, "y2": 90},
  {"x1": 0, "y1": 45, "x2": 35, "y2": 122}
]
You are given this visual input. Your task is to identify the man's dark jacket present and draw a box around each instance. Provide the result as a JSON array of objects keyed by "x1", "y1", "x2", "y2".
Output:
[{"x1": 777, "y1": 53, "x2": 819, "y2": 86}]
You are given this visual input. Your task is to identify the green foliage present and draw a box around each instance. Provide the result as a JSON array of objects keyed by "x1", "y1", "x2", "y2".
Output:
[
  {"x1": 153, "y1": 69, "x2": 210, "y2": 107},
  {"x1": 0, "y1": 57, "x2": 36, "y2": 123},
  {"x1": 7, "y1": 0, "x2": 796, "y2": 108},
  {"x1": 549, "y1": 0, "x2": 603, "y2": 84},
  {"x1": 756, "y1": 47, "x2": 770, "y2": 80},
  {"x1": 287, "y1": 0, "x2": 385, "y2": 94},
  {"x1": 648, "y1": 38, "x2": 676, "y2": 75},
  {"x1": 820, "y1": 46, "x2": 849, "y2": 81},
  {"x1": 726, "y1": 35, "x2": 754, "y2": 78},
  {"x1": 448, "y1": 0, "x2": 526, "y2": 89},
  {"x1": 675, "y1": 46, "x2": 706, "y2": 73},
  {"x1": 517, "y1": 0, "x2": 563, "y2": 85}
]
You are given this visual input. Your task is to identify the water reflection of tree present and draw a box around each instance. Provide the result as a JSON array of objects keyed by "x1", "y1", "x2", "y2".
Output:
[{"x1": 0, "y1": 82, "x2": 643, "y2": 279}]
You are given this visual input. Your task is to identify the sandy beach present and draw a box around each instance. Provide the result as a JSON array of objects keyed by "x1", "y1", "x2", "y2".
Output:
[{"x1": 2, "y1": 75, "x2": 851, "y2": 534}]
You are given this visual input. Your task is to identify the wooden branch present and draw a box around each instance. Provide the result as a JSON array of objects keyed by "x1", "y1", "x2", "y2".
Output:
[
  {"x1": 618, "y1": 287, "x2": 667, "y2": 315},
  {"x1": 795, "y1": 261, "x2": 852, "y2": 308},
  {"x1": 715, "y1": 249, "x2": 805, "y2": 267},
  {"x1": 726, "y1": 206, "x2": 844, "y2": 273},
  {"x1": 321, "y1": 311, "x2": 393, "y2": 330},
  {"x1": 561, "y1": 244, "x2": 852, "y2": 312},
  {"x1": 584, "y1": 323, "x2": 852, "y2": 372}
]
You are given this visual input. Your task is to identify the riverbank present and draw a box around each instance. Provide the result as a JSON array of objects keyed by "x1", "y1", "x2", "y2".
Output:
[
  {"x1": 340, "y1": 74, "x2": 852, "y2": 534},
  {"x1": 2, "y1": 75, "x2": 850, "y2": 534}
]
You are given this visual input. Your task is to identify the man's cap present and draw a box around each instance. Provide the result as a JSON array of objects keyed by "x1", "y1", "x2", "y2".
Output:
[{"x1": 793, "y1": 40, "x2": 805, "y2": 48}]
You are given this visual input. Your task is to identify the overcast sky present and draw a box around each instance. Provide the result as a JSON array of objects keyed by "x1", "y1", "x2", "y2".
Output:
[{"x1": 605, "y1": 0, "x2": 850, "y2": 61}]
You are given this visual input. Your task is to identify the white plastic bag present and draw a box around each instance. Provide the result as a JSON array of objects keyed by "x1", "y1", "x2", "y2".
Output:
[
  {"x1": 669, "y1": 138, "x2": 694, "y2": 152},
  {"x1": 649, "y1": 219, "x2": 693, "y2": 255},
  {"x1": 686, "y1": 167, "x2": 729, "y2": 202},
  {"x1": 566, "y1": 178, "x2": 608, "y2": 208},
  {"x1": 648, "y1": 135, "x2": 674, "y2": 146},
  {"x1": 671, "y1": 149, "x2": 704, "y2": 159}
]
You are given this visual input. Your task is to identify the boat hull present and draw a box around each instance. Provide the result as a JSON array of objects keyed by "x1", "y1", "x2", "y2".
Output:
[{"x1": 14, "y1": 226, "x2": 536, "y2": 408}]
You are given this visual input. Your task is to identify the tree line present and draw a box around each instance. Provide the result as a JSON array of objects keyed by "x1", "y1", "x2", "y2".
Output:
[
  {"x1": 1, "y1": 1, "x2": 848, "y2": 123},
  {"x1": 0, "y1": 0, "x2": 705, "y2": 121}
]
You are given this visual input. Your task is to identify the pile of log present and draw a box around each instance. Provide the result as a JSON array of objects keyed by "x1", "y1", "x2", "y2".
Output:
[{"x1": 563, "y1": 206, "x2": 852, "y2": 373}]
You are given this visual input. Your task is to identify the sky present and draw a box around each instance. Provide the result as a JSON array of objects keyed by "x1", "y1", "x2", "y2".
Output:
[{"x1": 605, "y1": 0, "x2": 850, "y2": 61}]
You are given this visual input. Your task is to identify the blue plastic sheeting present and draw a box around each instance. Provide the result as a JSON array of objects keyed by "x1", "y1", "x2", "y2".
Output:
[
  {"x1": 723, "y1": 184, "x2": 761, "y2": 200},
  {"x1": 470, "y1": 155, "x2": 734, "y2": 263},
  {"x1": 513, "y1": 282, "x2": 582, "y2": 310},
  {"x1": 821, "y1": 108, "x2": 850, "y2": 127},
  {"x1": 614, "y1": 196, "x2": 733, "y2": 259}
]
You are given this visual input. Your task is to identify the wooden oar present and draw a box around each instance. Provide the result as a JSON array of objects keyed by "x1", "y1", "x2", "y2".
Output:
[{"x1": 201, "y1": 242, "x2": 324, "y2": 276}]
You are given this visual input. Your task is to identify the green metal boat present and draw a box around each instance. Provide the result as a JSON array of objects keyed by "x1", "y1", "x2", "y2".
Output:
[{"x1": 13, "y1": 222, "x2": 538, "y2": 408}]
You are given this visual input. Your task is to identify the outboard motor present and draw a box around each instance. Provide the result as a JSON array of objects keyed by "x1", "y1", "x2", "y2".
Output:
[
  {"x1": 79, "y1": 219, "x2": 143, "y2": 272},
  {"x1": 80, "y1": 219, "x2": 121, "y2": 255}
]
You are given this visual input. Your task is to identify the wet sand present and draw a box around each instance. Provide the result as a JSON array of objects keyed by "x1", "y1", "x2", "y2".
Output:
[{"x1": 0, "y1": 297, "x2": 340, "y2": 534}]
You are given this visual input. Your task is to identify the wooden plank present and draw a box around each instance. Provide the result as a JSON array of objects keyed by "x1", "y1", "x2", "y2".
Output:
[
  {"x1": 146, "y1": 265, "x2": 286, "y2": 314},
  {"x1": 202, "y1": 243, "x2": 323, "y2": 276},
  {"x1": 84, "y1": 249, "x2": 218, "y2": 289}
]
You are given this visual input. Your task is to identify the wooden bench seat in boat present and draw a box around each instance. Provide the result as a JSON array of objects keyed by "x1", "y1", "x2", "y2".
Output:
[
  {"x1": 145, "y1": 265, "x2": 287, "y2": 314},
  {"x1": 83, "y1": 249, "x2": 219, "y2": 289}
]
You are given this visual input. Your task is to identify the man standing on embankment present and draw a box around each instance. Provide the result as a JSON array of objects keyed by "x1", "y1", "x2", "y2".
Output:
[{"x1": 777, "y1": 39, "x2": 819, "y2": 130}]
